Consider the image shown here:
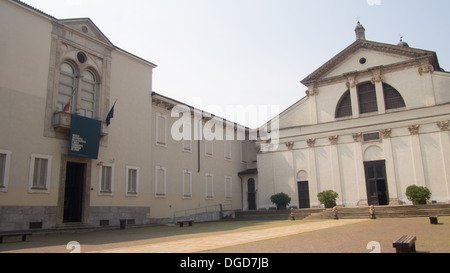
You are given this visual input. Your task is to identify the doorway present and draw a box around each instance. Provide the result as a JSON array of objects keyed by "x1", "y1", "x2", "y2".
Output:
[
  {"x1": 247, "y1": 178, "x2": 256, "y2": 210},
  {"x1": 297, "y1": 181, "x2": 310, "y2": 209},
  {"x1": 63, "y1": 162, "x2": 86, "y2": 223},
  {"x1": 364, "y1": 160, "x2": 389, "y2": 206}
]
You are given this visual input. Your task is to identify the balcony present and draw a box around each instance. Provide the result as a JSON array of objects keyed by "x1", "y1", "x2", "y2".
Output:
[{"x1": 52, "y1": 112, "x2": 108, "y2": 136}]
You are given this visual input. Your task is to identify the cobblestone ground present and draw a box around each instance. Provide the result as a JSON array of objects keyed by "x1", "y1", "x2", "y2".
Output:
[{"x1": 0, "y1": 216, "x2": 449, "y2": 253}]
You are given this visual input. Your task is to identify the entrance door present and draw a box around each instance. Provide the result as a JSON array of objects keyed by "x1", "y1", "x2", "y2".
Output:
[
  {"x1": 63, "y1": 162, "x2": 85, "y2": 222},
  {"x1": 247, "y1": 178, "x2": 256, "y2": 210},
  {"x1": 364, "y1": 161, "x2": 389, "y2": 206},
  {"x1": 297, "y1": 181, "x2": 310, "y2": 209}
]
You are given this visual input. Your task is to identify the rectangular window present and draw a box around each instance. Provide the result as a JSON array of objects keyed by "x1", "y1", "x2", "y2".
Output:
[
  {"x1": 99, "y1": 164, "x2": 114, "y2": 194},
  {"x1": 224, "y1": 140, "x2": 231, "y2": 161},
  {"x1": 183, "y1": 121, "x2": 192, "y2": 152},
  {"x1": 225, "y1": 176, "x2": 232, "y2": 200},
  {"x1": 240, "y1": 142, "x2": 247, "y2": 164},
  {"x1": 155, "y1": 166, "x2": 167, "y2": 198},
  {"x1": 363, "y1": 132, "x2": 381, "y2": 143},
  {"x1": 126, "y1": 166, "x2": 139, "y2": 196},
  {"x1": 156, "y1": 112, "x2": 167, "y2": 147},
  {"x1": 205, "y1": 141, "x2": 213, "y2": 157},
  {"x1": 205, "y1": 173, "x2": 214, "y2": 199},
  {"x1": 182, "y1": 169, "x2": 192, "y2": 199},
  {"x1": 28, "y1": 154, "x2": 52, "y2": 193},
  {"x1": 0, "y1": 150, "x2": 12, "y2": 192}
]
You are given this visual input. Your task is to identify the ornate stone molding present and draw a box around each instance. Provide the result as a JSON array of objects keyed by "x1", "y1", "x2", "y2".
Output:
[
  {"x1": 328, "y1": 135, "x2": 339, "y2": 145},
  {"x1": 306, "y1": 88, "x2": 319, "y2": 97},
  {"x1": 352, "y1": 133, "x2": 362, "y2": 142},
  {"x1": 418, "y1": 65, "x2": 434, "y2": 76},
  {"x1": 285, "y1": 141, "x2": 294, "y2": 150},
  {"x1": 408, "y1": 125, "x2": 420, "y2": 135},
  {"x1": 370, "y1": 75, "x2": 385, "y2": 84},
  {"x1": 380, "y1": 128, "x2": 392, "y2": 139},
  {"x1": 306, "y1": 139, "x2": 316, "y2": 148},
  {"x1": 346, "y1": 80, "x2": 359, "y2": 89},
  {"x1": 437, "y1": 121, "x2": 449, "y2": 131}
]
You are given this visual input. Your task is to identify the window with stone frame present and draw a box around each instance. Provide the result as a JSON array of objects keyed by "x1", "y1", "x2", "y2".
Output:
[
  {"x1": 28, "y1": 154, "x2": 52, "y2": 193},
  {"x1": 57, "y1": 61, "x2": 100, "y2": 119},
  {"x1": 357, "y1": 82, "x2": 378, "y2": 114},
  {"x1": 335, "y1": 90, "x2": 353, "y2": 118},
  {"x1": 383, "y1": 83, "x2": 406, "y2": 110},
  {"x1": 99, "y1": 164, "x2": 114, "y2": 194},
  {"x1": 126, "y1": 166, "x2": 139, "y2": 195}
]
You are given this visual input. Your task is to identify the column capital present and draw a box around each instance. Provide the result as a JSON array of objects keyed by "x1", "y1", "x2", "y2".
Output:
[{"x1": 408, "y1": 125, "x2": 420, "y2": 135}]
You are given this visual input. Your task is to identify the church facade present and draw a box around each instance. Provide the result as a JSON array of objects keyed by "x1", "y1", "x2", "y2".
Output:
[
  {"x1": 1, "y1": 1, "x2": 449, "y2": 232},
  {"x1": 254, "y1": 22, "x2": 450, "y2": 209}
]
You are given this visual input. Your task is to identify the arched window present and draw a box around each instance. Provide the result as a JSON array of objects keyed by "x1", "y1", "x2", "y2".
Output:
[
  {"x1": 80, "y1": 69, "x2": 99, "y2": 119},
  {"x1": 357, "y1": 82, "x2": 378, "y2": 114},
  {"x1": 335, "y1": 90, "x2": 353, "y2": 118},
  {"x1": 383, "y1": 83, "x2": 406, "y2": 110},
  {"x1": 58, "y1": 62, "x2": 78, "y2": 113}
]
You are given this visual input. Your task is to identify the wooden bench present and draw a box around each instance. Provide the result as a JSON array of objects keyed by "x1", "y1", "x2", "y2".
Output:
[
  {"x1": 177, "y1": 220, "x2": 194, "y2": 227},
  {"x1": 393, "y1": 235, "x2": 416, "y2": 253},
  {"x1": 0, "y1": 232, "x2": 32, "y2": 244}
]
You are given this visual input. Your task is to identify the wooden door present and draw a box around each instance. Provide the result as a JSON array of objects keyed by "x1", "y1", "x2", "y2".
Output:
[
  {"x1": 297, "y1": 181, "x2": 310, "y2": 209},
  {"x1": 364, "y1": 161, "x2": 389, "y2": 206}
]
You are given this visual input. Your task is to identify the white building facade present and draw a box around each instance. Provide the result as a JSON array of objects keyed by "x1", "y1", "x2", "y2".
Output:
[
  {"x1": 254, "y1": 22, "x2": 450, "y2": 209},
  {"x1": 0, "y1": 0, "x2": 254, "y2": 231},
  {"x1": 1, "y1": 1, "x2": 449, "y2": 233}
]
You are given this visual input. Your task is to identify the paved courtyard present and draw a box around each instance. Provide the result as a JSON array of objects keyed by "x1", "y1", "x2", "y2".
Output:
[{"x1": 0, "y1": 216, "x2": 449, "y2": 253}]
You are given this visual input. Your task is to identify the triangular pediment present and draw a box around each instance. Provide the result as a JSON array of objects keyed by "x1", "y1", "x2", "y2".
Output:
[
  {"x1": 301, "y1": 40, "x2": 439, "y2": 85},
  {"x1": 59, "y1": 18, "x2": 113, "y2": 47}
]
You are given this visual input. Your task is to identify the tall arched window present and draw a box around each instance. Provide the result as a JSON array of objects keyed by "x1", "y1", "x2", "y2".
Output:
[
  {"x1": 357, "y1": 82, "x2": 378, "y2": 114},
  {"x1": 80, "y1": 69, "x2": 99, "y2": 119},
  {"x1": 383, "y1": 83, "x2": 406, "y2": 110},
  {"x1": 335, "y1": 90, "x2": 352, "y2": 118},
  {"x1": 58, "y1": 62, "x2": 78, "y2": 113}
]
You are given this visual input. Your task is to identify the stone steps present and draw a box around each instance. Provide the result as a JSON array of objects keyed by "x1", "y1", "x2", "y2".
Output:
[
  {"x1": 234, "y1": 210, "x2": 291, "y2": 221},
  {"x1": 296, "y1": 204, "x2": 450, "y2": 220},
  {"x1": 235, "y1": 204, "x2": 450, "y2": 221}
]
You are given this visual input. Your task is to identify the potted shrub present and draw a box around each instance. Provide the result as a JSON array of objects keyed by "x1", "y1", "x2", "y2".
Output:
[
  {"x1": 406, "y1": 185, "x2": 431, "y2": 205},
  {"x1": 270, "y1": 192, "x2": 291, "y2": 210},
  {"x1": 317, "y1": 190, "x2": 339, "y2": 208}
]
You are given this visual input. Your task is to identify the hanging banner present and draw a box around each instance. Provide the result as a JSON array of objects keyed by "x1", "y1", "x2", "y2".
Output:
[{"x1": 68, "y1": 114, "x2": 101, "y2": 159}]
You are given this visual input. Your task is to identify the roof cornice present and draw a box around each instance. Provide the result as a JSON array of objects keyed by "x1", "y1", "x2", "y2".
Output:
[{"x1": 301, "y1": 39, "x2": 440, "y2": 86}]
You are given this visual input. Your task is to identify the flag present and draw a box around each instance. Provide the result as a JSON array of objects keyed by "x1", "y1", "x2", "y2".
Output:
[
  {"x1": 106, "y1": 100, "x2": 117, "y2": 126},
  {"x1": 63, "y1": 86, "x2": 77, "y2": 113},
  {"x1": 63, "y1": 101, "x2": 71, "y2": 112}
]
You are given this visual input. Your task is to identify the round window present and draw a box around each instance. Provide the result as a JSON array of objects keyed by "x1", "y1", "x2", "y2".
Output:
[
  {"x1": 77, "y1": 52, "x2": 87, "y2": 64},
  {"x1": 359, "y1": 57, "x2": 367, "y2": 65}
]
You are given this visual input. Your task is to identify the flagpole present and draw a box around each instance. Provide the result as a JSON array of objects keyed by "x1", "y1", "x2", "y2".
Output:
[
  {"x1": 63, "y1": 86, "x2": 77, "y2": 112},
  {"x1": 106, "y1": 99, "x2": 118, "y2": 126}
]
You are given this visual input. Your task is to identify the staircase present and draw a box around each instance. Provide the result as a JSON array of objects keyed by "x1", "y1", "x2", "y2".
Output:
[
  {"x1": 234, "y1": 210, "x2": 291, "y2": 221},
  {"x1": 235, "y1": 204, "x2": 450, "y2": 221},
  {"x1": 294, "y1": 203, "x2": 450, "y2": 220},
  {"x1": 52, "y1": 222, "x2": 100, "y2": 232}
]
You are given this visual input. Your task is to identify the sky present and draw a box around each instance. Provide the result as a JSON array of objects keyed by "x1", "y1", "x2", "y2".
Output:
[{"x1": 25, "y1": 0, "x2": 450, "y2": 127}]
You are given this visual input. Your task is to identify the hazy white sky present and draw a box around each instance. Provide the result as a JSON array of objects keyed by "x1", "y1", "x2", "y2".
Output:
[{"x1": 26, "y1": 0, "x2": 450, "y2": 127}]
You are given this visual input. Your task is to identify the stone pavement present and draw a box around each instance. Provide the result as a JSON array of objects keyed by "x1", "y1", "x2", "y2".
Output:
[
  {"x1": 93, "y1": 219, "x2": 367, "y2": 253},
  {"x1": 0, "y1": 217, "x2": 449, "y2": 253}
]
